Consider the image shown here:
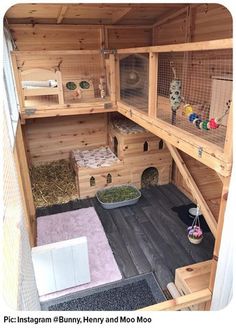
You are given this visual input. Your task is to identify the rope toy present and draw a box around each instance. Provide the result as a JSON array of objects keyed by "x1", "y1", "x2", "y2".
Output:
[
  {"x1": 182, "y1": 100, "x2": 231, "y2": 130},
  {"x1": 169, "y1": 62, "x2": 182, "y2": 125}
]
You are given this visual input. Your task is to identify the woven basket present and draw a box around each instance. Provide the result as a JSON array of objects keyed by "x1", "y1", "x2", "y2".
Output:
[{"x1": 188, "y1": 235, "x2": 203, "y2": 245}]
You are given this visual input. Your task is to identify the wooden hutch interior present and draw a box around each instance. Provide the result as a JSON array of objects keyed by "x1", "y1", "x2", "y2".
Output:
[{"x1": 5, "y1": 3, "x2": 233, "y2": 311}]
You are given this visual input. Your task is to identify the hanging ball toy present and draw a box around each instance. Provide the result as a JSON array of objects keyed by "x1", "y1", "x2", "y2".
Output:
[
  {"x1": 188, "y1": 113, "x2": 198, "y2": 122},
  {"x1": 183, "y1": 104, "x2": 193, "y2": 116},
  {"x1": 209, "y1": 118, "x2": 219, "y2": 129},
  {"x1": 194, "y1": 119, "x2": 202, "y2": 129},
  {"x1": 201, "y1": 120, "x2": 209, "y2": 130}
]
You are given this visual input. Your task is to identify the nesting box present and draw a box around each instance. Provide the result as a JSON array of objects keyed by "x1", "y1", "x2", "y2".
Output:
[
  {"x1": 71, "y1": 146, "x2": 132, "y2": 199},
  {"x1": 109, "y1": 117, "x2": 172, "y2": 188}
]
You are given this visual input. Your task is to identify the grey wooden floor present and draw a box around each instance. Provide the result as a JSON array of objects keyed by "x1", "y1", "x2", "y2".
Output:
[{"x1": 37, "y1": 184, "x2": 214, "y2": 290}]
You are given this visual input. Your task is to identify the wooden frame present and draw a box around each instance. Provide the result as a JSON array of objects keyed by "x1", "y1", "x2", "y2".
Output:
[
  {"x1": 113, "y1": 38, "x2": 233, "y2": 310},
  {"x1": 10, "y1": 34, "x2": 232, "y2": 310},
  {"x1": 117, "y1": 38, "x2": 232, "y2": 54}
]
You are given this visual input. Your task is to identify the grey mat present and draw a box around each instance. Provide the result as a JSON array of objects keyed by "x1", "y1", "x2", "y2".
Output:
[{"x1": 41, "y1": 273, "x2": 166, "y2": 311}]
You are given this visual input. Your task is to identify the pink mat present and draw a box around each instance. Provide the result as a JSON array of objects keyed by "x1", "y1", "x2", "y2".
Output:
[{"x1": 37, "y1": 207, "x2": 122, "y2": 301}]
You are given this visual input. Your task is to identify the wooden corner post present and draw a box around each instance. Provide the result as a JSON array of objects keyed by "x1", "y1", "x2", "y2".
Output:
[
  {"x1": 148, "y1": 52, "x2": 158, "y2": 118},
  {"x1": 109, "y1": 53, "x2": 117, "y2": 104}
]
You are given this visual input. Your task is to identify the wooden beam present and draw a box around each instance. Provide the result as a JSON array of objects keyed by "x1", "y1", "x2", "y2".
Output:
[
  {"x1": 165, "y1": 142, "x2": 217, "y2": 237},
  {"x1": 10, "y1": 53, "x2": 24, "y2": 110},
  {"x1": 148, "y1": 52, "x2": 158, "y2": 118},
  {"x1": 117, "y1": 38, "x2": 233, "y2": 54},
  {"x1": 153, "y1": 6, "x2": 188, "y2": 28},
  {"x1": 57, "y1": 5, "x2": 68, "y2": 24},
  {"x1": 117, "y1": 101, "x2": 231, "y2": 177},
  {"x1": 224, "y1": 102, "x2": 233, "y2": 163},
  {"x1": 14, "y1": 123, "x2": 36, "y2": 246},
  {"x1": 209, "y1": 176, "x2": 231, "y2": 292},
  {"x1": 139, "y1": 289, "x2": 211, "y2": 311},
  {"x1": 11, "y1": 50, "x2": 101, "y2": 56},
  {"x1": 112, "y1": 7, "x2": 132, "y2": 24},
  {"x1": 109, "y1": 54, "x2": 116, "y2": 104}
]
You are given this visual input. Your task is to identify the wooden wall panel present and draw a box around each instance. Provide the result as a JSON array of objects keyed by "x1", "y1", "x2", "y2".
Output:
[
  {"x1": 107, "y1": 27, "x2": 152, "y2": 49},
  {"x1": 25, "y1": 113, "x2": 108, "y2": 165},
  {"x1": 153, "y1": 14, "x2": 186, "y2": 45},
  {"x1": 9, "y1": 24, "x2": 152, "y2": 51},
  {"x1": 9, "y1": 25, "x2": 102, "y2": 50},
  {"x1": 192, "y1": 4, "x2": 232, "y2": 42},
  {"x1": 153, "y1": 4, "x2": 232, "y2": 45},
  {"x1": 172, "y1": 151, "x2": 223, "y2": 220}
]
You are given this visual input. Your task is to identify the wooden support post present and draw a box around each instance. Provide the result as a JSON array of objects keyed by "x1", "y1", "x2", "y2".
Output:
[
  {"x1": 115, "y1": 55, "x2": 120, "y2": 103},
  {"x1": 224, "y1": 102, "x2": 233, "y2": 163},
  {"x1": 109, "y1": 54, "x2": 116, "y2": 104},
  {"x1": 148, "y1": 52, "x2": 158, "y2": 118},
  {"x1": 182, "y1": 5, "x2": 192, "y2": 97},
  {"x1": 208, "y1": 166, "x2": 231, "y2": 294},
  {"x1": 14, "y1": 123, "x2": 36, "y2": 246},
  {"x1": 165, "y1": 142, "x2": 217, "y2": 237},
  {"x1": 11, "y1": 53, "x2": 24, "y2": 110},
  {"x1": 56, "y1": 70, "x2": 64, "y2": 105},
  {"x1": 139, "y1": 289, "x2": 211, "y2": 311}
]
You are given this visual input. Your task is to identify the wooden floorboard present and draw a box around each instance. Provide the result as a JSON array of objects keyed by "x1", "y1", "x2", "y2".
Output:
[{"x1": 36, "y1": 184, "x2": 214, "y2": 290}]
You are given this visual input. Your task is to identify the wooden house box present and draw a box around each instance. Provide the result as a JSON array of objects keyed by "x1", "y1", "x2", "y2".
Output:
[{"x1": 2, "y1": 3, "x2": 233, "y2": 313}]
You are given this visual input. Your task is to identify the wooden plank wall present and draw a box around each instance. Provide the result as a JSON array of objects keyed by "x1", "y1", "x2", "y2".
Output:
[
  {"x1": 9, "y1": 24, "x2": 152, "y2": 51},
  {"x1": 172, "y1": 151, "x2": 223, "y2": 221},
  {"x1": 11, "y1": 24, "x2": 152, "y2": 165},
  {"x1": 153, "y1": 4, "x2": 232, "y2": 45},
  {"x1": 106, "y1": 27, "x2": 152, "y2": 49},
  {"x1": 24, "y1": 113, "x2": 108, "y2": 165}
]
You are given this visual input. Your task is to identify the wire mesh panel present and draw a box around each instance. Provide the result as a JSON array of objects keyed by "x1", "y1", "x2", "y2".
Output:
[
  {"x1": 157, "y1": 49, "x2": 232, "y2": 148},
  {"x1": 119, "y1": 53, "x2": 149, "y2": 112},
  {"x1": 3, "y1": 109, "x2": 40, "y2": 310}
]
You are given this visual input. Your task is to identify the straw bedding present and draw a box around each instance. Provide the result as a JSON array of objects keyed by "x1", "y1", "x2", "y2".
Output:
[{"x1": 30, "y1": 159, "x2": 77, "y2": 207}]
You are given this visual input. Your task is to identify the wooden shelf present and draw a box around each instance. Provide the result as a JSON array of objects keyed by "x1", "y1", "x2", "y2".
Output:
[{"x1": 21, "y1": 99, "x2": 116, "y2": 121}]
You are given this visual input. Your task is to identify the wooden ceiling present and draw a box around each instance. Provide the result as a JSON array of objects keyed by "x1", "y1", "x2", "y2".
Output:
[{"x1": 5, "y1": 3, "x2": 188, "y2": 25}]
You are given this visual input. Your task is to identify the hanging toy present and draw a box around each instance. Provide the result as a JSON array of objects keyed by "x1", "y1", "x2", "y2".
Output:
[
  {"x1": 187, "y1": 206, "x2": 203, "y2": 244},
  {"x1": 182, "y1": 104, "x2": 193, "y2": 116},
  {"x1": 169, "y1": 62, "x2": 182, "y2": 125},
  {"x1": 181, "y1": 100, "x2": 231, "y2": 131}
]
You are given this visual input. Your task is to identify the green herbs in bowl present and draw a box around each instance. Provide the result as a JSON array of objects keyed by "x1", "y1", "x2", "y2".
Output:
[{"x1": 96, "y1": 185, "x2": 141, "y2": 209}]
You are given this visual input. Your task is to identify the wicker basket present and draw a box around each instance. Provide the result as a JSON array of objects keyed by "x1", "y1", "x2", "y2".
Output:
[{"x1": 188, "y1": 235, "x2": 203, "y2": 245}]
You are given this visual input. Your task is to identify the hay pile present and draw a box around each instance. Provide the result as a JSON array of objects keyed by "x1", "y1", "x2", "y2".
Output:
[
  {"x1": 141, "y1": 167, "x2": 159, "y2": 188},
  {"x1": 30, "y1": 159, "x2": 78, "y2": 208}
]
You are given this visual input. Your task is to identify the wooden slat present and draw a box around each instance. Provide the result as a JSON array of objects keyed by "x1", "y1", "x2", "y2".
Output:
[
  {"x1": 224, "y1": 102, "x2": 233, "y2": 162},
  {"x1": 109, "y1": 54, "x2": 116, "y2": 103},
  {"x1": 112, "y1": 7, "x2": 132, "y2": 24},
  {"x1": 153, "y1": 6, "x2": 187, "y2": 27},
  {"x1": 165, "y1": 143, "x2": 217, "y2": 237},
  {"x1": 117, "y1": 38, "x2": 233, "y2": 54},
  {"x1": 11, "y1": 50, "x2": 101, "y2": 56},
  {"x1": 14, "y1": 123, "x2": 36, "y2": 246},
  {"x1": 57, "y1": 5, "x2": 68, "y2": 24},
  {"x1": 139, "y1": 289, "x2": 211, "y2": 311},
  {"x1": 209, "y1": 176, "x2": 231, "y2": 292},
  {"x1": 148, "y1": 52, "x2": 158, "y2": 118}
]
